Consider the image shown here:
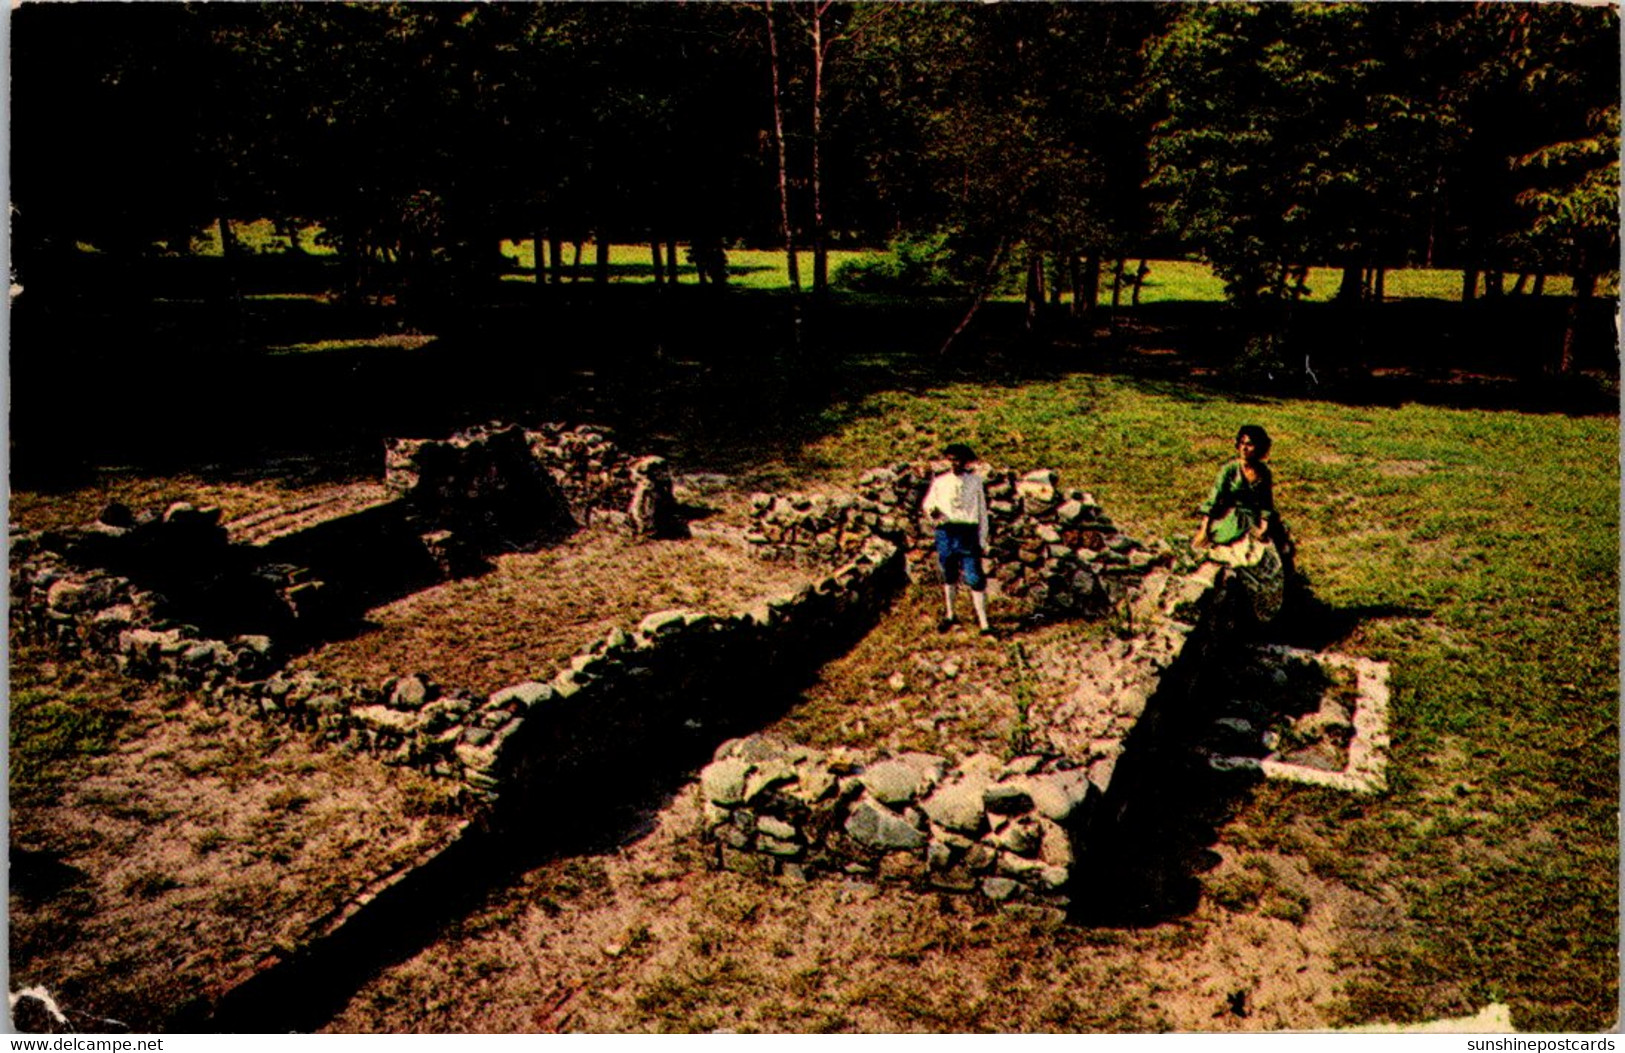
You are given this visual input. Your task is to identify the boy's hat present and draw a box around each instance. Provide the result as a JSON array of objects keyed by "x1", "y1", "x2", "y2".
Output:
[{"x1": 944, "y1": 442, "x2": 976, "y2": 462}]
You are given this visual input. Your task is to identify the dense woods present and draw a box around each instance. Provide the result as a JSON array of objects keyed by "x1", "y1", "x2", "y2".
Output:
[{"x1": 11, "y1": 2, "x2": 1619, "y2": 352}]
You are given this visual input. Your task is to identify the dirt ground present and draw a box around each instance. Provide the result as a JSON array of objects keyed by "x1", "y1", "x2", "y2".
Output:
[
  {"x1": 8, "y1": 642, "x2": 466, "y2": 1033},
  {"x1": 286, "y1": 530, "x2": 820, "y2": 697},
  {"x1": 322, "y1": 747, "x2": 1396, "y2": 1033},
  {"x1": 318, "y1": 584, "x2": 1405, "y2": 1035}
]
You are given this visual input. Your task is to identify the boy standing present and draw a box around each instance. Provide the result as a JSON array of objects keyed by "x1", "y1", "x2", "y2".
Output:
[{"x1": 922, "y1": 442, "x2": 993, "y2": 635}]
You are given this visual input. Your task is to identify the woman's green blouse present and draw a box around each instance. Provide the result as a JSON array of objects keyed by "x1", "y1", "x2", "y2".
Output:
[{"x1": 1202, "y1": 460, "x2": 1275, "y2": 544}]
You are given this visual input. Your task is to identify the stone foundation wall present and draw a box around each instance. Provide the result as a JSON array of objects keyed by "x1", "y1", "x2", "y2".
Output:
[
  {"x1": 748, "y1": 462, "x2": 1167, "y2": 617},
  {"x1": 699, "y1": 736, "x2": 1091, "y2": 910},
  {"x1": 690, "y1": 552, "x2": 1268, "y2": 908},
  {"x1": 12, "y1": 519, "x2": 904, "y2": 806},
  {"x1": 522, "y1": 423, "x2": 685, "y2": 538}
]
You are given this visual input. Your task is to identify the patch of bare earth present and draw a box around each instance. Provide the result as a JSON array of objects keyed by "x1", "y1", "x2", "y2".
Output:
[
  {"x1": 8, "y1": 642, "x2": 465, "y2": 1032},
  {"x1": 769, "y1": 589, "x2": 1118, "y2": 761},
  {"x1": 287, "y1": 531, "x2": 821, "y2": 697},
  {"x1": 324, "y1": 764, "x2": 1391, "y2": 1033}
]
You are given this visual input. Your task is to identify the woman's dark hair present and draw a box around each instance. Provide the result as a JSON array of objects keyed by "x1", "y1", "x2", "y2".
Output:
[
  {"x1": 944, "y1": 442, "x2": 977, "y2": 462},
  {"x1": 1235, "y1": 425, "x2": 1272, "y2": 455}
]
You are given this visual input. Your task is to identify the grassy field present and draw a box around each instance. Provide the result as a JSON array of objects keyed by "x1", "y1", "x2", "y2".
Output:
[
  {"x1": 12, "y1": 228, "x2": 1618, "y2": 1029},
  {"x1": 180, "y1": 222, "x2": 1593, "y2": 304}
]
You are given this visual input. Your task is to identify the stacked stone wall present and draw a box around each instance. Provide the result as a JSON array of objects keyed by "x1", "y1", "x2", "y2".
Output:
[
  {"x1": 748, "y1": 462, "x2": 1167, "y2": 618},
  {"x1": 699, "y1": 737, "x2": 1093, "y2": 910},
  {"x1": 521, "y1": 423, "x2": 684, "y2": 538},
  {"x1": 688, "y1": 553, "x2": 1270, "y2": 909},
  {"x1": 12, "y1": 517, "x2": 903, "y2": 806}
]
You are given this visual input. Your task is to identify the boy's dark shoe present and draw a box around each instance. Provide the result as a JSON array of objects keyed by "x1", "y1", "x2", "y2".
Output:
[
  {"x1": 937, "y1": 617, "x2": 956, "y2": 633},
  {"x1": 979, "y1": 625, "x2": 998, "y2": 639}
]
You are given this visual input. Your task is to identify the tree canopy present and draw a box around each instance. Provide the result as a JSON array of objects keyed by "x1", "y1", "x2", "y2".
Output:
[{"x1": 12, "y1": 1, "x2": 1618, "y2": 315}]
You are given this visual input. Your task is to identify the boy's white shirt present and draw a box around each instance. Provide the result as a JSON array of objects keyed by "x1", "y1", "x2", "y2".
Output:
[{"x1": 922, "y1": 469, "x2": 990, "y2": 549}]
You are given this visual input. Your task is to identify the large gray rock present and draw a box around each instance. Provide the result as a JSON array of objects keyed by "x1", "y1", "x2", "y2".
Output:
[
  {"x1": 920, "y1": 780, "x2": 987, "y2": 835},
  {"x1": 744, "y1": 760, "x2": 795, "y2": 803},
  {"x1": 981, "y1": 876, "x2": 1019, "y2": 902},
  {"x1": 1022, "y1": 769, "x2": 1094, "y2": 822},
  {"x1": 844, "y1": 799, "x2": 927, "y2": 852},
  {"x1": 860, "y1": 759, "x2": 922, "y2": 806},
  {"x1": 701, "y1": 759, "x2": 751, "y2": 805},
  {"x1": 756, "y1": 814, "x2": 798, "y2": 841},
  {"x1": 489, "y1": 681, "x2": 553, "y2": 709}
]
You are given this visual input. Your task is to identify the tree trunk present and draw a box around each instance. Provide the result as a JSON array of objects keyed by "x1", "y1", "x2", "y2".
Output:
[
  {"x1": 549, "y1": 236, "x2": 564, "y2": 285},
  {"x1": 1131, "y1": 259, "x2": 1150, "y2": 307},
  {"x1": 938, "y1": 238, "x2": 1010, "y2": 356},
  {"x1": 1375, "y1": 267, "x2": 1387, "y2": 302},
  {"x1": 1461, "y1": 268, "x2": 1478, "y2": 302},
  {"x1": 595, "y1": 232, "x2": 610, "y2": 284},
  {"x1": 1049, "y1": 256, "x2": 1064, "y2": 306},
  {"x1": 1559, "y1": 268, "x2": 1597, "y2": 374},
  {"x1": 666, "y1": 238, "x2": 679, "y2": 284},
  {"x1": 536, "y1": 233, "x2": 549, "y2": 286},
  {"x1": 571, "y1": 240, "x2": 584, "y2": 283},
  {"x1": 1485, "y1": 270, "x2": 1504, "y2": 298},
  {"x1": 810, "y1": 1, "x2": 831, "y2": 299},
  {"x1": 763, "y1": 0, "x2": 800, "y2": 293},
  {"x1": 1079, "y1": 253, "x2": 1101, "y2": 317},
  {"x1": 1110, "y1": 258, "x2": 1125, "y2": 311},
  {"x1": 1533, "y1": 272, "x2": 1546, "y2": 296},
  {"x1": 1510, "y1": 272, "x2": 1529, "y2": 296},
  {"x1": 1337, "y1": 264, "x2": 1363, "y2": 303},
  {"x1": 650, "y1": 241, "x2": 664, "y2": 286},
  {"x1": 1024, "y1": 249, "x2": 1045, "y2": 331},
  {"x1": 217, "y1": 215, "x2": 245, "y2": 324}
]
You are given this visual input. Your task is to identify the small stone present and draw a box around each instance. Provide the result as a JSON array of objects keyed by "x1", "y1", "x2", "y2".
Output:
[
  {"x1": 758, "y1": 835, "x2": 802, "y2": 858},
  {"x1": 45, "y1": 579, "x2": 91, "y2": 613},
  {"x1": 390, "y1": 675, "x2": 431, "y2": 709},
  {"x1": 1023, "y1": 770, "x2": 1094, "y2": 822},
  {"x1": 701, "y1": 758, "x2": 751, "y2": 806},
  {"x1": 793, "y1": 765, "x2": 837, "y2": 803},
  {"x1": 919, "y1": 781, "x2": 986, "y2": 835},
  {"x1": 860, "y1": 759, "x2": 922, "y2": 806},
  {"x1": 995, "y1": 815, "x2": 1043, "y2": 857},
  {"x1": 887, "y1": 672, "x2": 908, "y2": 693},
  {"x1": 981, "y1": 877, "x2": 1019, "y2": 902},
  {"x1": 737, "y1": 736, "x2": 790, "y2": 763},
  {"x1": 1003, "y1": 755, "x2": 1044, "y2": 776},
  {"x1": 844, "y1": 798, "x2": 927, "y2": 852},
  {"x1": 964, "y1": 843, "x2": 997, "y2": 872},
  {"x1": 756, "y1": 814, "x2": 798, "y2": 841},
  {"x1": 490, "y1": 681, "x2": 553, "y2": 709},
  {"x1": 744, "y1": 761, "x2": 795, "y2": 803}
]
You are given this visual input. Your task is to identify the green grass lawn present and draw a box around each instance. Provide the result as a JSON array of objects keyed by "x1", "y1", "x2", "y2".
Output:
[
  {"x1": 171, "y1": 223, "x2": 1600, "y2": 304},
  {"x1": 785, "y1": 374, "x2": 1618, "y2": 1031}
]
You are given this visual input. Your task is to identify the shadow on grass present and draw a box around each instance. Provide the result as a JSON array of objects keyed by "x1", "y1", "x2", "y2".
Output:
[
  {"x1": 13, "y1": 281, "x2": 1614, "y2": 497},
  {"x1": 197, "y1": 567, "x2": 903, "y2": 1034},
  {"x1": 1068, "y1": 585, "x2": 1413, "y2": 929}
]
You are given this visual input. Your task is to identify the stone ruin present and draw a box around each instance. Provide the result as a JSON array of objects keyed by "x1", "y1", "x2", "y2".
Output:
[
  {"x1": 748, "y1": 463, "x2": 1162, "y2": 620},
  {"x1": 11, "y1": 423, "x2": 1391, "y2": 954}
]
